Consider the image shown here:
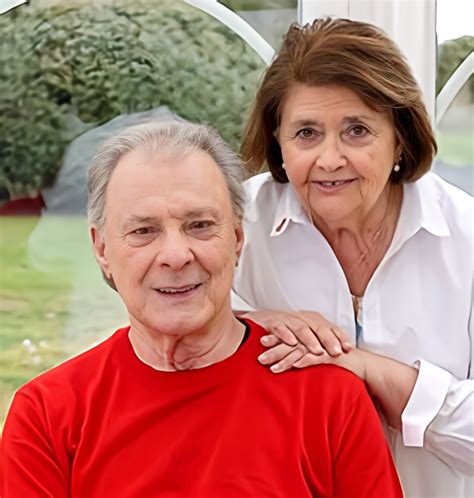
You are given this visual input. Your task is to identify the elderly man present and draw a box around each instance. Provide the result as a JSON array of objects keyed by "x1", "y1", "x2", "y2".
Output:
[{"x1": 2, "y1": 122, "x2": 402, "y2": 498}]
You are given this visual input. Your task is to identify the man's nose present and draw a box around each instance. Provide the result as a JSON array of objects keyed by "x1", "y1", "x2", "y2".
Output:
[
  {"x1": 155, "y1": 232, "x2": 194, "y2": 271},
  {"x1": 315, "y1": 135, "x2": 347, "y2": 172}
]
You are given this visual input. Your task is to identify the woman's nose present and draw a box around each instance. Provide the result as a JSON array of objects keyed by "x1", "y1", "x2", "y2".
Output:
[{"x1": 315, "y1": 136, "x2": 347, "y2": 172}]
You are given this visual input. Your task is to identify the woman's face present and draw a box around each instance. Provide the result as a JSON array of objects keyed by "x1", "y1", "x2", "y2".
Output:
[{"x1": 277, "y1": 84, "x2": 400, "y2": 228}]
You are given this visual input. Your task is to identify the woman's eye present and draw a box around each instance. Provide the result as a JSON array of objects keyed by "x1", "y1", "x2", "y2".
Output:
[
  {"x1": 297, "y1": 128, "x2": 315, "y2": 139},
  {"x1": 348, "y1": 125, "x2": 369, "y2": 137}
]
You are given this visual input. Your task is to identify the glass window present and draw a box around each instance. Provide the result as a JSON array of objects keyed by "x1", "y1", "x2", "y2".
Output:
[
  {"x1": 434, "y1": 0, "x2": 473, "y2": 194},
  {"x1": 0, "y1": 0, "x2": 269, "y2": 423},
  {"x1": 434, "y1": 77, "x2": 473, "y2": 194},
  {"x1": 219, "y1": 0, "x2": 297, "y2": 49}
]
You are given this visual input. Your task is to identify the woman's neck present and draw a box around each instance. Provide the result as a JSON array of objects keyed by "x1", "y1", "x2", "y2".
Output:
[{"x1": 316, "y1": 183, "x2": 403, "y2": 296}]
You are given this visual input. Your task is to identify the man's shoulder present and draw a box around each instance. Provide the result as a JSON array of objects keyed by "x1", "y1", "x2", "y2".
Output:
[
  {"x1": 245, "y1": 319, "x2": 367, "y2": 402},
  {"x1": 17, "y1": 327, "x2": 129, "y2": 397}
]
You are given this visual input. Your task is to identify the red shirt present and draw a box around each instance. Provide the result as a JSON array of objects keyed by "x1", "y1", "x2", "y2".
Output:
[{"x1": 2, "y1": 320, "x2": 402, "y2": 497}]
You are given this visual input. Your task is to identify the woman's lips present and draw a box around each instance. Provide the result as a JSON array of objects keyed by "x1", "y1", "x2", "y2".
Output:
[{"x1": 311, "y1": 179, "x2": 356, "y2": 193}]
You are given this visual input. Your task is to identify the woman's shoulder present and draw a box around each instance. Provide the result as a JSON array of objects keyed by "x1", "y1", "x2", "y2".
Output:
[
  {"x1": 243, "y1": 172, "x2": 290, "y2": 205},
  {"x1": 417, "y1": 172, "x2": 473, "y2": 212},
  {"x1": 414, "y1": 172, "x2": 473, "y2": 241}
]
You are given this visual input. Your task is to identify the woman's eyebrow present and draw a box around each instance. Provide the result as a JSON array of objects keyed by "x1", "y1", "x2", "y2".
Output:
[
  {"x1": 288, "y1": 118, "x2": 322, "y2": 129},
  {"x1": 342, "y1": 115, "x2": 377, "y2": 124}
]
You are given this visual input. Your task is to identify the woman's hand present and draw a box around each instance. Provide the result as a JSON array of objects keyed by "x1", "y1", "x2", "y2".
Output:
[
  {"x1": 239, "y1": 309, "x2": 353, "y2": 357},
  {"x1": 257, "y1": 338, "x2": 367, "y2": 380}
]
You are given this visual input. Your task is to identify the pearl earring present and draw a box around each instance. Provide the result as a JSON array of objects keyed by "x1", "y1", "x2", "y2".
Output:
[
  {"x1": 282, "y1": 162, "x2": 286, "y2": 170},
  {"x1": 393, "y1": 156, "x2": 401, "y2": 173}
]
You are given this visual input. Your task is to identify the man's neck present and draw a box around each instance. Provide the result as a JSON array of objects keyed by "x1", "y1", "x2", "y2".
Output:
[{"x1": 128, "y1": 311, "x2": 246, "y2": 371}]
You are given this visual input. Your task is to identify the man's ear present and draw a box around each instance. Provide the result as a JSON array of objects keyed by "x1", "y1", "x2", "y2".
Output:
[
  {"x1": 90, "y1": 225, "x2": 111, "y2": 279},
  {"x1": 234, "y1": 219, "x2": 244, "y2": 263}
]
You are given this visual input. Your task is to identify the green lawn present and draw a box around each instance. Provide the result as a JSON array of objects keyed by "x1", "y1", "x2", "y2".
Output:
[
  {"x1": 0, "y1": 216, "x2": 127, "y2": 425},
  {"x1": 436, "y1": 130, "x2": 474, "y2": 166}
]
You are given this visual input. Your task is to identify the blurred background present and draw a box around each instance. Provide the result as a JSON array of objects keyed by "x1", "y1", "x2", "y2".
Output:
[{"x1": 0, "y1": 0, "x2": 472, "y2": 423}]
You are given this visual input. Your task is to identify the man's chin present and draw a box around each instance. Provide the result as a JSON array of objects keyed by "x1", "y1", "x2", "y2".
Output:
[{"x1": 142, "y1": 313, "x2": 211, "y2": 337}]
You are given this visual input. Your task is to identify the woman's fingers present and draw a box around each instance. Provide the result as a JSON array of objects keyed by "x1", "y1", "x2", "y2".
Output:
[
  {"x1": 332, "y1": 326, "x2": 353, "y2": 353},
  {"x1": 293, "y1": 352, "x2": 329, "y2": 369},
  {"x1": 258, "y1": 342, "x2": 303, "y2": 366},
  {"x1": 285, "y1": 320, "x2": 326, "y2": 356},
  {"x1": 310, "y1": 325, "x2": 345, "y2": 357},
  {"x1": 266, "y1": 320, "x2": 299, "y2": 347},
  {"x1": 258, "y1": 342, "x2": 307, "y2": 373},
  {"x1": 260, "y1": 335, "x2": 280, "y2": 347},
  {"x1": 247, "y1": 309, "x2": 353, "y2": 360},
  {"x1": 269, "y1": 347, "x2": 308, "y2": 373},
  {"x1": 296, "y1": 313, "x2": 352, "y2": 357}
]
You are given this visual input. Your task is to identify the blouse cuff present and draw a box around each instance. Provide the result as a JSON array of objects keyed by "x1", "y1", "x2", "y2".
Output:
[{"x1": 401, "y1": 359, "x2": 452, "y2": 447}]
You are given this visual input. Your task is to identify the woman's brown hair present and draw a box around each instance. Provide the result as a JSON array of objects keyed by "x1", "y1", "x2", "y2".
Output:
[{"x1": 241, "y1": 17, "x2": 437, "y2": 183}]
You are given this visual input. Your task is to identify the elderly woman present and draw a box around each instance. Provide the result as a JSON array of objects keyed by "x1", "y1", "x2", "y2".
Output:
[{"x1": 232, "y1": 18, "x2": 473, "y2": 498}]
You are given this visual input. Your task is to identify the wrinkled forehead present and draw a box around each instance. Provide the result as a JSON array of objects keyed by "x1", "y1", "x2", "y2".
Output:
[
  {"x1": 106, "y1": 148, "x2": 233, "y2": 219},
  {"x1": 276, "y1": 83, "x2": 393, "y2": 129}
]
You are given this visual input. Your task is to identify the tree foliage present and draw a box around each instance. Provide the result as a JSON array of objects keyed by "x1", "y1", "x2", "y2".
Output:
[
  {"x1": 219, "y1": 0, "x2": 297, "y2": 10},
  {"x1": 436, "y1": 36, "x2": 473, "y2": 96},
  {"x1": 0, "y1": 0, "x2": 266, "y2": 199}
]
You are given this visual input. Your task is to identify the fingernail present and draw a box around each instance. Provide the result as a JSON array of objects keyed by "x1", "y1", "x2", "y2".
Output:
[
  {"x1": 258, "y1": 353, "x2": 267, "y2": 362},
  {"x1": 334, "y1": 346, "x2": 342, "y2": 355},
  {"x1": 270, "y1": 364, "x2": 281, "y2": 373}
]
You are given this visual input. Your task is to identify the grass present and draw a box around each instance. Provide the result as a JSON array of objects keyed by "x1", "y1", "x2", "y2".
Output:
[
  {"x1": 436, "y1": 130, "x2": 474, "y2": 166},
  {"x1": 0, "y1": 216, "x2": 127, "y2": 425}
]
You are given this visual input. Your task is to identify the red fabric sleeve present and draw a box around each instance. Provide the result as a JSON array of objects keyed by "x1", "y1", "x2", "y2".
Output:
[
  {"x1": 1, "y1": 391, "x2": 69, "y2": 498},
  {"x1": 333, "y1": 384, "x2": 403, "y2": 498}
]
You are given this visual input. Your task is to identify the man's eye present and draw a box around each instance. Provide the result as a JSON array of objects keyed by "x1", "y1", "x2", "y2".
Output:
[
  {"x1": 132, "y1": 227, "x2": 151, "y2": 235},
  {"x1": 190, "y1": 221, "x2": 213, "y2": 230}
]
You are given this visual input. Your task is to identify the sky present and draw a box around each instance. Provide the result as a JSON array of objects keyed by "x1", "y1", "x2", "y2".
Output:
[{"x1": 437, "y1": 0, "x2": 473, "y2": 43}]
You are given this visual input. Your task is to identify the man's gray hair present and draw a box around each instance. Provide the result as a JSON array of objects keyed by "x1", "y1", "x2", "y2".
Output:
[{"x1": 87, "y1": 121, "x2": 245, "y2": 232}]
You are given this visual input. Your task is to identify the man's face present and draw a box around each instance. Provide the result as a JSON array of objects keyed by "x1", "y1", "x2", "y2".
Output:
[{"x1": 91, "y1": 149, "x2": 243, "y2": 337}]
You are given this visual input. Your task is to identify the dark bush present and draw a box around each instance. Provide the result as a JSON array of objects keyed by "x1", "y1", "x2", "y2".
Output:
[
  {"x1": 437, "y1": 36, "x2": 474, "y2": 97},
  {"x1": 0, "y1": 0, "x2": 266, "y2": 199}
]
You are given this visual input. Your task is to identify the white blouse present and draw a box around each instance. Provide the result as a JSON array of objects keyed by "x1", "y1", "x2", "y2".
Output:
[{"x1": 232, "y1": 171, "x2": 474, "y2": 498}]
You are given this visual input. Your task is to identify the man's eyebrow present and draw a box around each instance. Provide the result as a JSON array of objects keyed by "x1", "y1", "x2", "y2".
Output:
[
  {"x1": 182, "y1": 207, "x2": 221, "y2": 219},
  {"x1": 121, "y1": 216, "x2": 160, "y2": 229},
  {"x1": 121, "y1": 209, "x2": 221, "y2": 228}
]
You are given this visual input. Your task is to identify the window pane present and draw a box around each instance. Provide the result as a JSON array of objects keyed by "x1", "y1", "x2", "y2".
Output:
[
  {"x1": 433, "y1": 77, "x2": 474, "y2": 194},
  {"x1": 0, "y1": 0, "x2": 267, "y2": 423},
  {"x1": 435, "y1": 0, "x2": 473, "y2": 194},
  {"x1": 219, "y1": 0, "x2": 297, "y2": 49}
]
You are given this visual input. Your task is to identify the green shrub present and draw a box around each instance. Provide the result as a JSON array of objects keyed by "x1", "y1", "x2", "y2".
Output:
[
  {"x1": 0, "y1": 0, "x2": 266, "y2": 200},
  {"x1": 437, "y1": 36, "x2": 474, "y2": 97}
]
